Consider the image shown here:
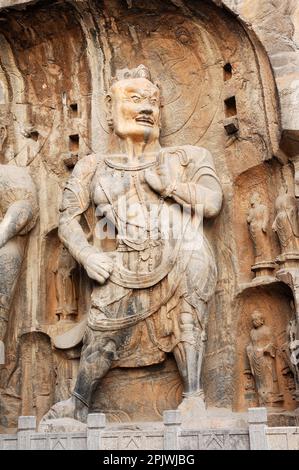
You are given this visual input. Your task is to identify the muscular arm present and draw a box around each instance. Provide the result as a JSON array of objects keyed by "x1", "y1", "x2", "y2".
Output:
[
  {"x1": 58, "y1": 155, "x2": 113, "y2": 284},
  {"x1": 145, "y1": 146, "x2": 223, "y2": 219},
  {"x1": 171, "y1": 175, "x2": 222, "y2": 218},
  {"x1": 0, "y1": 200, "x2": 33, "y2": 248},
  {"x1": 59, "y1": 189, "x2": 96, "y2": 265}
]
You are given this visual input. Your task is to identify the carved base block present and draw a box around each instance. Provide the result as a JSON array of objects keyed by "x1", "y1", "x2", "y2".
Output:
[
  {"x1": 178, "y1": 396, "x2": 248, "y2": 429},
  {"x1": 251, "y1": 261, "x2": 276, "y2": 279},
  {"x1": 276, "y1": 252, "x2": 299, "y2": 268}
]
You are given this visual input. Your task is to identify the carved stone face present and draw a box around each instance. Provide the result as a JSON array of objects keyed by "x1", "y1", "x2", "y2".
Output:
[
  {"x1": 107, "y1": 77, "x2": 161, "y2": 143},
  {"x1": 251, "y1": 311, "x2": 264, "y2": 328}
]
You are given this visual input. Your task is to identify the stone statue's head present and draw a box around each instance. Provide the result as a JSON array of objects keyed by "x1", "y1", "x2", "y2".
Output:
[
  {"x1": 251, "y1": 310, "x2": 264, "y2": 328},
  {"x1": 105, "y1": 64, "x2": 161, "y2": 144}
]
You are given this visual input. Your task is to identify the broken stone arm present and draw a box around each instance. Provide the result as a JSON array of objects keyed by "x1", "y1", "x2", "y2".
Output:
[
  {"x1": 0, "y1": 200, "x2": 34, "y2": 248},
  {"x1": 59, "y1": 186, "x2": 113, "y2": 285},
  {"x1": 58, "y1": 192, "x2": 98, "y2": 266}
]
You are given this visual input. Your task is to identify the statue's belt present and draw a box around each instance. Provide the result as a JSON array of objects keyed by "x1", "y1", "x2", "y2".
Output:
[
  {"x1": 87, "y1": 259, "x2": 184, "y2": 332},
  {"x1": 107, "y1": 242, "x2": 177, "y2": 289}
]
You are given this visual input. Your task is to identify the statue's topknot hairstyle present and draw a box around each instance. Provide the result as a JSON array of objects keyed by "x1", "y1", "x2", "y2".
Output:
[{"x1": 110, "y1": 64, "x2": 153, "y2": 86}]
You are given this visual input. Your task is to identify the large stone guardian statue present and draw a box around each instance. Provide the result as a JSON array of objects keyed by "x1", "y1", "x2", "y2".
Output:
[
  {"x1": 0, "y1": 163, "x2": 38, "y2": 363},
  {"x1": 42, "y1": 65, "x2": 223, "y2": 423}
]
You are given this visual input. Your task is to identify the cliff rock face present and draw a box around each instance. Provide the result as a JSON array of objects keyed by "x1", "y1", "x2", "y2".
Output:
[{"x1": 0, "y1": 0, "x2": 298, "y2": 432}]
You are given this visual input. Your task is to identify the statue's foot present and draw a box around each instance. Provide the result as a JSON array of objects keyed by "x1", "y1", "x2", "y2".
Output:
[
  {"x1": 178, "y1": 390, "x2": 206, "y2": 418},
  {"x1": 40, "y1": 396, "x2": 88, "y2": 424}
]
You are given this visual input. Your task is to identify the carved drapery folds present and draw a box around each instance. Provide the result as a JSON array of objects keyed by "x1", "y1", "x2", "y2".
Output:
[
  {"x1": 246, "y1": 311, "x2": 283, "y2": 406},
  {"x1": 247, "y1": 192, "x2": 275, "y2": 278}
]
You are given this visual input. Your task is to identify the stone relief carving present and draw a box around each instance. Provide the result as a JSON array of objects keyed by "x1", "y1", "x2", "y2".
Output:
[
  {"x1": 246, "y1": 311, "x2": 283, "y2": 406},
  {"x1": 41, "y1": 64, "x2": 223, "y2": 424},
  {"x1": 280, "y1": 319, "x2": 299, "y2": 403},
  {"x1": 54, "y1": 246, "x2": 78, "y2": 323},
  {"x1": 0, "y1": 164, "x2": 38, "y2": 364},
  {"x1": 45, "y1": 246, "x2": 80, "y2": 404},
  {"x1": 272, "y1": 186, "x2": 299, "y2": 255},
  {"x1": 247, "y1": 192, "x2": 271, "y2": 263},
  {"x1": 247, "y1": 192, "x2": 275, "y2": 278}
]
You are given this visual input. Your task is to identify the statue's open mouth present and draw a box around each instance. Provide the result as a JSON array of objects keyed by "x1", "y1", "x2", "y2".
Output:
[{"x1": 135, "y1": 116, "x2": 154, "y2": 126}]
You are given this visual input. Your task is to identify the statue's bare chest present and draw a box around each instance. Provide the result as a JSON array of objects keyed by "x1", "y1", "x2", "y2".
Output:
[{"x1": 92, "y1": 164, "x2": 158, "y2": 209}]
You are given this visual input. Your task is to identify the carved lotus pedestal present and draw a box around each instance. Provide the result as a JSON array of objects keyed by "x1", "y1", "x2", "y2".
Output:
[
  {"x1": 251, "y1": 261, "x2": 276, "y2": 283},
  {"x1": 276, "y1": 252, "x2": 299, "y2": 270}
]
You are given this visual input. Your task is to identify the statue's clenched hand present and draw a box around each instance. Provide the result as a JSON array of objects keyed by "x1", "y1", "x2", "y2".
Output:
[
  {"x1": 84, "y1": 252, "x2": 114, "y2": 284},
  {"x1": 144, "y1": 163, "x2": 172, "y2": 197}
]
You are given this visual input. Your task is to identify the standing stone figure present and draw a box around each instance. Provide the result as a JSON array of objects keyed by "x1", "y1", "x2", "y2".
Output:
[
  {"x1": 272, "y1": 186, "x2": 299, "y2": 254},
  {"x1": 0, "y1": 164, "x2": 38, "y2": 363},
  {"x1": 54, "y1": 245, "x2": 78, "y2": 322},
  {"x1": 42, "y1": 64, "x2": 223, "y2": 423},
  {"x1": 246, "y1": 311, "x2": 282, "y2": 406},
  {"x1": 247, "y1": 192, "x2": 271, "y2": 263},
  {"x1": 280, "y1": 319, "x2": 299, "y2": 403}
]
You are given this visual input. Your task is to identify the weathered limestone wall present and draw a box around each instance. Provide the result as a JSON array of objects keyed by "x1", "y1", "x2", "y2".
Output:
[
  {"x1": 1, "y1": 0, "x2": 299, "y2": 134},
  {"x1": 224, "y1": 0, "x2": 299, "y2": 149},
  {"x1": 0, "y1": 0, "x2": 298, "y2": 433}
]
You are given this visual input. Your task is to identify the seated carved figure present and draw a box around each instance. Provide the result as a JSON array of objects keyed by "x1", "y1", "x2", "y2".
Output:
[
  {"x1": 42, "y1": 65, "x2": 223, "y2": 422},
  {"x1": 0, "y1": 164, "x2": 38, "y2": 363}
]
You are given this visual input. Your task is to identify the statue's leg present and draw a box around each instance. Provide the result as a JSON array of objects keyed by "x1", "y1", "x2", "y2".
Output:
[
  {"x1": 41, "y1": 327, "x2": 119, "y2": 423},
  {"x1": 72, "y1": 329, "x2": 118, "y2": 419},
  {"x1": 173, "y1": 298, "x2": 207, "y2": 411}
]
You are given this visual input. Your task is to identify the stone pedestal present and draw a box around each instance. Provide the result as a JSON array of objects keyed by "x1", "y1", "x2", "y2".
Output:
[
  {"x1": 17, "y1": 416, "x2": 36, "y2": 450},
  {"x1": 163, "y1": 410, "x2": 181, "y2": 450},
  {"x1": 276, "y1": 252, "x2": 299, "y2": 269},
  {"x1": 177, "y1": 397, "x2": 248, "y2": 429},
  {"x1": 248, "y1": 407, "x2": 268, "y2": 450},
  {"x1": 275, "y1": 256, "x2": 299, "y2": 410},
  {"x1": 251, "y1": 261, "x2": 276, "y2": 279}
]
